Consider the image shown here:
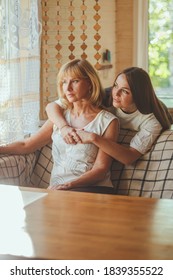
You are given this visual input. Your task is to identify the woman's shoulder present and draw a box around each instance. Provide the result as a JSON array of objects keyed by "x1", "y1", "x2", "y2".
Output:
[
  {"x1": 130, "y1": 111, "x2": 162, "y2": 132},
  {"x1": 101, "y1": 108, "x2": 118, "y2": 120},
  {"x1": 139, "y1": 112, "x2": 162, "y2": 129}
]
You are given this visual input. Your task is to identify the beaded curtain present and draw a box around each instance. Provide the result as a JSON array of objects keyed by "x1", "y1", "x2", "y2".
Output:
[{"x1": 40, "y1": 0, "x2": 109, "y2": 119}]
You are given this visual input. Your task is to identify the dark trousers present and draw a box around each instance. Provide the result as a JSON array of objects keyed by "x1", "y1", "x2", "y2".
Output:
[{"x1": 70, "y1": 186, "x2": 114, "y2": 194}]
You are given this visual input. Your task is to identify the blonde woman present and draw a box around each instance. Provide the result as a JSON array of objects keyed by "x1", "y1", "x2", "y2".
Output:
[{"x1": 0, "y1": 59, "x2": 119, "y2": 192}]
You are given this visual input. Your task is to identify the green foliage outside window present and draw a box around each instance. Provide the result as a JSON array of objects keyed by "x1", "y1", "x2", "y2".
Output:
[{"x1": 149, "y1": 0, "x2": 173, "y2": 90}]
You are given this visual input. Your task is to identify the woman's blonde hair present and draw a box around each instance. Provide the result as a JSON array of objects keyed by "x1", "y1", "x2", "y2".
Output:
[{"x1": 57, "y1": 59, "x2": 104, "y2": 109}]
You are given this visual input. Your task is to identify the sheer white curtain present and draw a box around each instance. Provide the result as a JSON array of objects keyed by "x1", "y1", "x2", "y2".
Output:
[
  {"x1": 0, "y1": 0, "x2": 41, "y2": 145},
  {"x1": 133, "y1": 0, "x2": 148, "y2": 70}
]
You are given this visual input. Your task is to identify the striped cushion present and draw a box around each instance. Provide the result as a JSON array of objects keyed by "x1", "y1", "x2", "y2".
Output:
[{"x1": 30, "y1": 144, "x2": 53, "y2": 188}]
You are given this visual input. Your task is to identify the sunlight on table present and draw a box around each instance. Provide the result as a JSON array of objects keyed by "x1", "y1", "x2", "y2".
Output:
[
  {"x1": 0, "y1": 185, "x2": 34, "y2": 257},
  {"x1": 151, "y1": 200, "x2": 173, "y2": 245}
]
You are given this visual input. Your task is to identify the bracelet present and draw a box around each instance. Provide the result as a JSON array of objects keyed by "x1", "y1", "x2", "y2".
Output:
[{"x1": 60, "y1": 124, "x2": 69, "y2": 131}]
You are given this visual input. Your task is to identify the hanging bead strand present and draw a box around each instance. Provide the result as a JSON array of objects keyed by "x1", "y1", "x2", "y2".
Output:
[
  {"x1": 55, "y1": 0, "x2": 62, "y2": 70},
  {"x1": 93, "y1": 0, "x2": 101, "y2": 70},
  {"x1": 80, "y1": 0, "x2": 87, "y2": 59},
  {"x1": 42, "y1": 0, "x2": 50, "y2": 117},
  {"x1": 68, "y1": 0, "x2": 75, "y2": 60}
]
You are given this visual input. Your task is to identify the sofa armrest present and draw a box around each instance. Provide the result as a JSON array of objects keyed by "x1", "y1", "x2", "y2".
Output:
[{"x1": 0, "y1": 153, "x2": 37, "y2": 187}]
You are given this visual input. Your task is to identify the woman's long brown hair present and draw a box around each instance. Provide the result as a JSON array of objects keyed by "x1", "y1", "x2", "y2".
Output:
[{"x1": 115, "y1": 67, "x2": 172, "y2": 130}]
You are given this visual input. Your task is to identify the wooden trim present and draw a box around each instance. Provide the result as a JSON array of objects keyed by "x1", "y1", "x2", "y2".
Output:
[
  {"x1": 115, "y1": 0, "x2": 134, "y2": 74},
  {"x1": 97, "y1": 64, "x2": 113, "y2": 70}
]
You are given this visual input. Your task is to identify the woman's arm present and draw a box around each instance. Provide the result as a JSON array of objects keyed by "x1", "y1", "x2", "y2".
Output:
[
  {"x1": 0, "y1": 120, "x2": 53, "y2": 155},
  {"x1": 72, "y1": 129, "x2": 142, "y2": 165},
  {"x1": 92, "y1": 137, "x2": 142, "y2": 165},
  {"x1": 46, "y1": 102, "x2": 81, "y2": 144},
  {"x1": 46, "y1": 102, "x2": 67, "y2": 129},
  {"x1": 50, "y1": 118, "x2": 119, "y2": 190}
]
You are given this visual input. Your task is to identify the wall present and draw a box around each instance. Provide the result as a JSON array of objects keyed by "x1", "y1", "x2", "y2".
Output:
[
  {"x1": 115, "y1": 0, "x2": 134, "y2": 75},
  {"x1": 40, "y1": 0, "x2": 116, "y2": 119}
]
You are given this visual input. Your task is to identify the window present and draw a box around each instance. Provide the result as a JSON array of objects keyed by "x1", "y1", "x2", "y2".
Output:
[
  {"x1": 0, "y1": 0, "x2": 41, "y2": 144},
  {"x1": 148, "y1": 0, "x2": 173, "y2": 108}
]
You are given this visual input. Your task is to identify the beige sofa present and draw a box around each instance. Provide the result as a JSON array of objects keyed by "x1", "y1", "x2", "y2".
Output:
[
  {"x1": 30, "y1": 130, "x2": 173, "y2": 198},
  {"x1": 0, "y1": 128, "x2": 173, "y2": 199}
]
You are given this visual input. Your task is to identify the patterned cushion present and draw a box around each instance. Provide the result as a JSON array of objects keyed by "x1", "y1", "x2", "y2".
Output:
[
  {"x1": 0, "y1": 153, "x2": 36, "y2": 186},
  {"x1": 111, "y1": 129, "x2": 173, "y2": 199},
  {"x1": 29, "y1": 144, "x2": 53, "y2": 188}
]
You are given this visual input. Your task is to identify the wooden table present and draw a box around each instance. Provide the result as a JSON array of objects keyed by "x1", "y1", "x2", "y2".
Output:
[{"x1": 0, "y1": 184, "x2": 173, "y2": 260}]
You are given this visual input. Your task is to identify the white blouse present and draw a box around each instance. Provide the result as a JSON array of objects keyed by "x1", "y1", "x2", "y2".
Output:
[{"x1": 50, "y1": 109, "x2": 117, "y2": 188}]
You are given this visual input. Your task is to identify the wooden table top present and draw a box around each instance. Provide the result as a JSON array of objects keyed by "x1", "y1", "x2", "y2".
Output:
[{"x1": 0, "y1": 184, "x2": 173, "y2": 260}]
